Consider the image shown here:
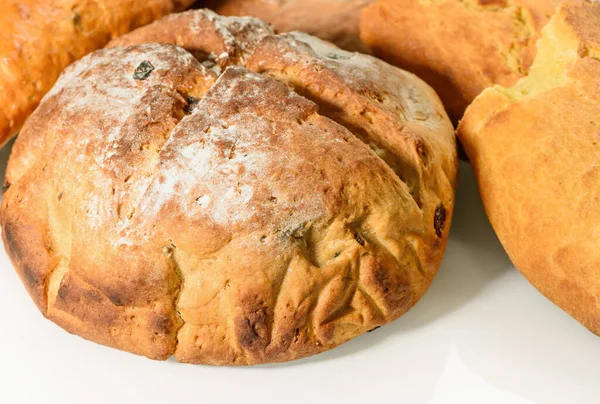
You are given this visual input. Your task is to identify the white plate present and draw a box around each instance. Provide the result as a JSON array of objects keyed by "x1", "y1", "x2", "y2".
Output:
[{"x1": 1, "y1": 152, "x2": 598, "y2": 404}]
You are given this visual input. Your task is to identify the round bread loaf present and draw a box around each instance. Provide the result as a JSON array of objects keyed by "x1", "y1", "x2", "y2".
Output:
[
  {"x1": 360, "y1": 0, "x2": 561, "y2": 123},
  {"x1": 1, "y1": 10, "x2": 458, "y2": 365},
  {"x1": 205, "y1": 0, "x2": 373, "y2": 52},
  {"x1": 0, "y1": 0, "x2": 197, "y2": 147},
  {"x1": 458, "y1": 1, "x2": 600, "y2": 334}
]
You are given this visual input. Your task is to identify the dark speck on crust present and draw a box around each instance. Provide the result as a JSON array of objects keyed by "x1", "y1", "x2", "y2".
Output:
[
  {"x1": 354, "y1": 233, "x2": 366, "y2": 246},
  {"x1": 434, "y1": 205, "x2": 447, "y2": 238},
  {"x1": 133, "y1": 61, "x2": 155, "y2": 80},
  {"x1": 107, "y1": 293, "x2": 124, "y2": 306},
  {"x1": 184, "y1": 96, "x2": 199, "y2": 114}
]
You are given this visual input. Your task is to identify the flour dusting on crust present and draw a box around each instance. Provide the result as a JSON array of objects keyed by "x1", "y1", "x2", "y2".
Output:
[
  {"x1": 274, "y1": 32, "x2": 444, "y2": 127},
  {"x1": 131, "y1": 67, "x2": 329, "y2": 237}
]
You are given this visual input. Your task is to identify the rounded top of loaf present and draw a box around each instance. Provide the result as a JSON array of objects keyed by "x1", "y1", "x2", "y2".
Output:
[
  {"x1": 457, "y1": 0, "x2": 600, "y2": 335},
  {"x1": 360, "y1": 0, "x2": 562, "y2": 122},
  {"x1": 1, "y1": 9, "x2": 458, "y2": 365}
]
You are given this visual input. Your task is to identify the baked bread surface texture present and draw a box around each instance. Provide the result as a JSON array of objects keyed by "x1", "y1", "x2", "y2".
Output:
[
  {"x1": 206, "y1": 0, "x2": 373, "y2": 52},
  {"x1": 360, "y1": 0, "x2": 561, "y2": 122},
  {"x1": 2, "y1": 10, "x2": 458, "y2": 365},
  {"x1": 0, "y1": 0, "x2": 196, "y2": 146},
  {"x1": 458, "y1": 1, "x2": 600, "y2": 334}
]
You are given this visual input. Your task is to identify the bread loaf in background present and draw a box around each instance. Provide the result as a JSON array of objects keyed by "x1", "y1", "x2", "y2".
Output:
[
  {"x1": 458, "y1": 0, "x2": 600, "y2": 335},
  {"x1": 205, "y1": 0, "x2": 373, "y2": 52},
  {"x1": 0, "y1": 0, "x2": 197, "y2": 147},
  {"x1": 1, "y1": 10, "x2": 458, "y2": 365},
  {"x1": 361, "y1": 0, "x2": 561, "y2": 123}
]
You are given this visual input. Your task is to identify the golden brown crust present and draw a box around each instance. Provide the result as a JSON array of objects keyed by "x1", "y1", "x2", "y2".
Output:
[
  {"x1": 2, "y1": 10, "x2": 458, "y2": 365},
  {"x1": 206, "y1": 0, "x2": 373, "y2": 52},
  {"x1": 106, "y1": 10, "x2": 275, "y2": 66},
  {"x1": 458, "y1": 1, "x2": 600, "y2": 335},
  {"x1": 0, "y1": 0, "x2": 196, "y2": 146},
  {"x1": 360, "y1": 0, "x2": 561, "y2": 123}
]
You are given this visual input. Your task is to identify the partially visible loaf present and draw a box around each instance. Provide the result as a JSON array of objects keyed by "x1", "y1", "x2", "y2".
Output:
[
  {"x1": 0, "y1": 0, "x2": 196, "y2": 146},
  {"x1": 360, "y1": 0, "x2": 560, "y2": 123},
  {"x1": 206, "y1": 0, "x2": 373, "y2": 52},
  {"x1": 458, "y1": 1, "x2": 600, "y2": 334},
  {"x1": 2, "y1": 10, "x2": 458, "y2": 365}
]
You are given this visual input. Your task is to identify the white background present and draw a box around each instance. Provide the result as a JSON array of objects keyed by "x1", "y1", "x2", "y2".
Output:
[{"x1": 1, "y1": 145, "x2": 599, "y2": 403}]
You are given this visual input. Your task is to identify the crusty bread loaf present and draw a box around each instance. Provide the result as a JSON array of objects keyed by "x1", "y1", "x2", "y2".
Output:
[
  {"x1": 458, "y1": 1, "x2": 600, "y2": 335},
  {"x1": 205, "y1": 0, "x2": 373, "y2": 52},
  {"x1": 0, "y1": 0, "x2": 196, "y2": 147},
  {"x1": 360, "y1": 0, "x2": 561, "y2": 123},
  {"x1": 2, "y1": 10, "x2": 458, "y2": 365}
]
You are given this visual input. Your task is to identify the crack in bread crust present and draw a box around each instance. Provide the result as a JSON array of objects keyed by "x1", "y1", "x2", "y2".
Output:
[{"x1": 1, "y1": 9, "x2": 458, "y2": 365}]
